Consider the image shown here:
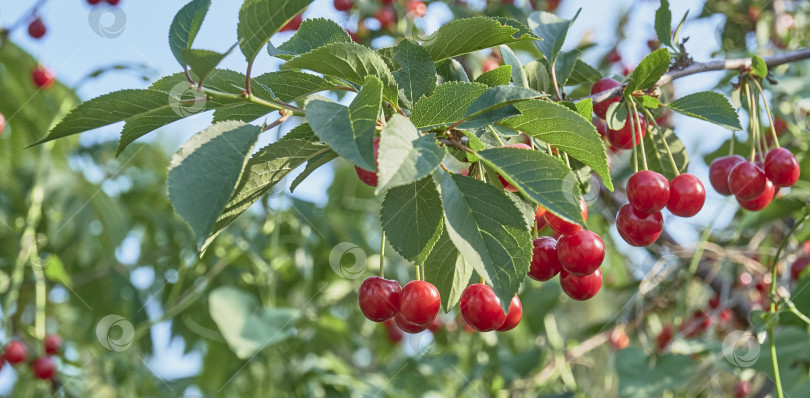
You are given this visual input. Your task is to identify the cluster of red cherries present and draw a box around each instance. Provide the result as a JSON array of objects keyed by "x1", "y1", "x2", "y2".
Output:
[
  {"x1": 1, "y1": 335, "x2": 61, "y2": 380},
  {"x1": 709, "y1": 147, "x2": 799, "y2": 211}
]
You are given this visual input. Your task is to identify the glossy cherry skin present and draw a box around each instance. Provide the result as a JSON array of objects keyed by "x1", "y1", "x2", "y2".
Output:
[
  {"x1": 728, "y1": 161, "x2": 767, "y2": 200},
  {"x1": 791, "y1": 257, "x2": 810, "y2": 280},
  {"x1": 528, "y1": 237, "x2": 563, "y2": 281},
  {"x1": 281, "y1": 15, "x2": 302, "y2": 32},
  {"x1": 497, "y1": 143, "x2": 532, "y2": 192},
  {"x1": 32, "y1": 357, "x2": 56, "y2": 380},
  {"x1": 559, "y1": 269, "x2": 602, "y2": 301},
  {"x1": 606, "y1": 116, "x2": 647, "y2": 150},
  {"x1": 358, "y1": 276, "x2": 401, "y2": 322},
  {"x1": 87, "y1": 0, "x2": 102, "y2": 4},
  {"x1": 616, "y1": 204, "x2": 663, "y2": 247},
  {"x1": 737, "y1": 179, "x2": 775, "y2": 211},
  {"x1": 374, "y1": 7, "x2": 397, "y2": 29},
  {"x1": 354, "y1": 137, "x2": 380, "y2": 187},
  {"x1": 333, "y1": 0, "x2": 353, "y2": 11},
  {"x1": 459, "y1": 284, "x2": 507, "y2": 332},
  {"x1": 557, "y1": 230, "x2": 605, "y2": 276},
  {"x1": 627, "y1": 170, "x2": 670, "y2": 213},
  {"x1": 398, "y1": 280, "x2": 440, "y2": 327},
  {"x1": 591, "y1": 78, "x2": 622, "y2": 119},
  {"x1": 764, "y1": 148, "x2": 800, "y2": 187},
  {"x1": 28, "y1": 18, "x2": 47, "y2": 39},
  {"x1": 44, "y1": 334, "x2": 62, "y2": 355},
  {"x1": 383, "y1": 319, "x2": 404, "y2": 342},
  {"x1": 4, "y1": 340, "x2": 28, "y2": 364},
  {"x1": 545, "y1": 198, "x2": 588, "y2": 235},
  {"x1": 394, "y1": 313, "x2": 429, "y2": 333},
  {"x1": 667, "y1": 173, "x2": 705, "y2": 217},
  {"x1": 709, "y1": 155, "x2": 745, "y2": 196},
  {"x1": 32, "y1": 66, "x2": 56, "y2": 89},
  {"x1": 495, "y1": 296, "x2": 522, "y2": 332},
  {"x1": 106, "y1": 0, "x2": 121, "y2": 5},
  {"x1": 657, "y1": 324, "x2": 674, "y2": 350}
]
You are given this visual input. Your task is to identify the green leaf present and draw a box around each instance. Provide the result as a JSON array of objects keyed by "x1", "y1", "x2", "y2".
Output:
[
  {"x1": 423, "y1": 229, "x2": 472, "y2": 312},
  {"x1": 644, "y1": 128, "x2": 689, "y2": 180},
  {"x1": 44, "y1": 255, "x2": 73, "y2": 288},
  {"x1": 376, "y1": 115, "x2": 445, "y2": 193},
  {"x1": 169, "y1": 0, "x2": 211, "y2": 67},
  {"x1": 289, "y1": 150, "x2": 338, "y2": 193},
  {"x1": 667, "y1": 91, "x2": 743, "y2": 130},
  {"x1": 640, "y1": 95, "x2": 664, "y2": 109},
  {"x1": 391, "y1": 39, "x2": 437, "y2": 109},
  {"x1": 625, "y1": 48, "x2": 671, "y2": 95},
  {"x1": 381, "y1": 177, "x2": 444, "y2": 262},
  {"x1": 553, "y1": 50, "x2": 581, "y2": 88},
  {"x1": 423, "y1": 17, "x2": 540, "y2": 61},
  {"x1": 181, "y1": 44, "x2": 237, "y2": 83},
  {"x1": 617, "y1": 347, "x2": 695, "y2": 398},
  {"x1": 465, "y1": 86, "x2": 545, "y2": 119},
  {"x1": 477, "y1": 147, "x2": 584, "y2": 224},
  {"x1": 524, "y1": 61, "x2": 550, "y2": 93},
  {"x1": 435, "y1": 58, "x2": 470, "y2": 83},
  {"x1": 306, "y1": 76, "x2": 381, "y2": 171},
  {"x1": 272, "y1": 17, "x2": 352, "y2": 59},
  {"x1": 655, "y1": 0, "x2": 673, "y2": 47},
  {"x1": 411, "y1": 82, "x2": 488, "y2": 129},
  {"x1": 209, "y1": 286, "x2": 299, "y2": 359},
  {"x1": 474, "y1": 65, "x2": 513, "y2": 87},
  {"x1": 499, "y1": 45, "x2": 528, "y2": 88},
  {"x1": 567, "y1": 58, "x2": 602, "y2": 86},
  {"x1": 672, "y1": 10, "x2": 689, "y2": 46},
  {"x1": 574, "y1": 98, "x2": 593, "y2": 120},
  {"x1": 501, "y1": 100, "x2": 614, "y2": 190},
  {"x1": 283, "y1": 42, "x2": 399, "y2": 104},
  {"x1": 606, "y1": 101, "x2": 629, "y2": 131},
  {"x1": 440, "y1": 174, "x2": 532, "y2": 311},
  {"x1": 527, "y1": 10, "x2": 576, "y2": 64},
  {"x1": 237, "y1": 0, "x2": 313, "y2": 62},
  {"x1": 168, "y1": 121, "x2": 261, "y2": 249},
  {"x1": 750, "y1": 55, "x2": 768, "y2": 79}
]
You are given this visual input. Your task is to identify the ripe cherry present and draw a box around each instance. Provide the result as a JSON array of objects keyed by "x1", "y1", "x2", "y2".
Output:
[
  {"x1": 405, "y1": 1, "x2": 427, "y2": 18},
  {"x1": 557, "y1": 230, "x2": 605, "y2": 276},
  {"x1": 281, "y1": 15, "x2": 303, "y2": 32},
  {"x1": 737, "y1": 179, "x2": 775, "y2": 211},
  {"x1": 497, "y1": 143, "x2": 531, "y2": 192},
  {"x1": 609, "y1": 328, "x2": 630, "y2": 350},
  {"x1": 31, "y1": 357, "x2": 56, "y2": 380},
  {"x1": 728, "y1": 161, "x2": 767, "y2": 200},
  {"x1": 591, "y1": 78, "x2": 622, "y2": 119},
  {"x1": 106, "y1": 0, "x2": 121, "y2": 5},
  {"x1": 606, "y1": 49, "x2": 622, "y2": 64},
  {"x1": 398, "y1": 280, "x2": 440, "y2": 327},
  {"x1": 535, "y1": 205, "x2": 546, "y2": 219},
  {"x1": 44, "y1": 334, "x2": 62, "y2": 355},
  {"x1": 667, "y1": 173, "x2": 705, "y2": 217},
  {"x1": 333, "y1": 0, "x2": 353, "y2": 11},
  {"x1": 427, "y1": 316, "x2": 442, "y2": 333},
  {"x1": 394, "y1": 313, "x2": 429, "y2": 333},
  {"x1": 616, "y1": 204, "x2": 663, "y2": 247},
  {"x1": 791, "y1": 256, "x2": 810, "y2": 280},
  {"x1": 459, "y1": 284, "x2": 507, "y2": 332},
  {"x1": 627, "y1": 170, "x2": 670, "y2": 213},
  {"x1": 709, "y1": 155, "x2": 745, "y2": 196},
  {"x1": 28, "y1": 18, "x2": 47, "y2": 39},
  {"x1": 383, "y1": 319, "x2": 404, "y2": 342},
  {"x1": 559, "y1": 269, "x2": 602, "y2": 301},
  {"x1": 4, "y1": 340, "x2": 28, "y2": 364},
  {"x1": 374, "y1": 7, "x2": 397, "y2": 29},
  {"x1": 764, "y1": 148, "x2": 800, "y2": 187},
  {"x1": 358, "y1": 276, "x2": 401, "y2": 322},
  {"x1": 528, "y1": 237, "x2": 562, "y2": 281},
  {"x1": 32, "y1": 66, "x2": 56, "y2": 89},
  {"x1": 495, "y1": 296, "x2": 522, "y2": 332},
  {"x1": 482, "y1": 58, "x2": 500, "y2": 73},
  {"x1": 657, "y1": 324, "x2": 673, "y2": 350},
  {"x1": 354, "y1": 137, "x2": 380, "y2": 187},
  {"x1": 606, "y1": 116, "x2": 647, "y2": 150},
  {"x1": 87, "y1": 0, "x2": 102, "y2": 5},
  {"x1": 545, "y1": 198, "x2": 588, "y2": 235},
  {"x1": 0, "y1": 113, "x2": 6, "y2": 135}
]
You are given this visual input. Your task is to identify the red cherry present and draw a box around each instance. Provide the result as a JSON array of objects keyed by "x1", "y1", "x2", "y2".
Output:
[
  {"x1": 667, "y1": 173, "x2": 705, "y2": 217},
  {"x1": 680, "y1": 310, "x2": 712, "y2": 338},
  {"x1": 399, "y1": 280, "x2": 440, "y2": 327},
  {"x1": 764, "y1": 148, "x2": 800, "y2": 187},
  {"x1": 87, "y1": 0, "x2": 102, "y2": 4},
  {"x1": 481, "y1": 58, "x2": 500, "y2": 73},
  {"x1": 383, "y1": 319, "x2": 404, "y2": 342},
  {"x1": 593, "y1": 118, "x2": 607, "y2": 137},
  {"x1": 354, "y1": 137, "x2": 380, "y2": 187},
  {"x1": 557, "y1": 230, "x2": 605, "y2": 276},
  {"x1": 728, "y1": 161, "x2": 767, "y2": 200},
  {"x1": 459, "y1": 284, "x2": 507, "y2": 332},
  {"x1": 497, "y1": 143, "x2": 532, "y2": 192},
  {"x1": 358, "y1": 276, "x2": 401, "y2": 322},
  {"x1": 28, "y1": 18, "x2": 47, "y2": 39},
  {"x1": 609, "y1": 328, "x2": 630, "y2": 350},
  {"x1": 657, "y1": 324, "x2": 673, "y2": 350},
  {"x1": 31, "y1": 357, "x2": 56, "y2": 380},
  {"x1": 547, "y1": 0, "x2": 562, "y2": 11},
  {"x1": 333, "y1": 0, "x2": 353, "y2": 11},
  {"x1": 559, "y1": 269, "x2": 602, "y2": 301},
  {"x1": 0, "y1": 113, "x2": 6, "y2": 135},
  {"x1": 394, "y1": 313, "x2": 429, "y2": 333},
  {"x1": 735, "y1": 380, "x2": 753, "y2": 398},
  {"x1": 106, "y1": 0, "x2": 121, "y2": 5},
  {"x1": 606, "y1": 116, "x2": 647, "y2": 149},
  {"x1": 535, "y1": 205, "x2": 547, "y2": 219},
  {"x1": 3, "y1": 340, "x2": 28, "y2": 365},
  {"x1": 545, "y1": 198, "x2": 588, "y2": 235},
  {"x1": 606, "y1": 49, "x2": 622, "y2": 64},
  {"x1": 737, "y1": 179, "x2": 775, "y2": 211},
  {"x1": 791, "y1": 257, "x2": 810, "y2": 280},
  {"x1": 32, "y1": 66, "x2": 56, "y2": 89},
  {"x1": 528, "y1": 237, "x2": 562, "y2": 281},
  {"x1": 427, "y1": 316, "x2": 442, "y2": 333},
  {"x1": 536, "y1": 215, "x2": 548, "y2": 231},
  {"x1": 495, "y1": 296, "x2": 522, "y2": 332},
  {"x1": 709, "y1": 155, "x2": 745, "y2": 196},
  {"x1": 281, "y1": 15, "x2": 303, "y2": 32},
  {"x1": 627, "y1": 170, "x2": 670, "y2": 213},
  {"x1": 346, "y1": 30, "x2": 360, "y2": 43},
  {"x1": 591, "y1": 78, "x2": 622, "y2": 119},
  {"x1": 374, "y1": 7, "x2": 397, "y2": 29},
  {"x1": 44, "y1": 334, "x2": 62, "y2": 355},
  {"x1": 616, "y1": 204, "x2": 663, "y2": 247},
  {"x1": 405, "y1": 1, "x2": 427, "y2": 18},
  {"x1": 647, "y1": 39, "x2": 661, "y2": 50}
]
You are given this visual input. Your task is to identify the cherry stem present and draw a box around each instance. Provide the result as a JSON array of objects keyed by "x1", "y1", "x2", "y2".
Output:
[
  {"x1": 752, "y1": 78, "x2": 781, "y2": 149},
  {"x1": 245, "y1": 61, "x2": 254, "y2": 96},
  {"x1": 630, "y1": 100, "x2": 648, "y2": 170},
  {"x1": 550, "y1": 61, "x2": 563, "y2": 100},
  {"x1": 730, "y1": 131, "x2": 736, "y2": 156},
  {"x1": 743, "y1": 82, "x2": 758, "y2": 162},
  {"x1": 627, "y1": 102, "x2": 639, "y2": 173},
  {"x1": 379, "y1": 232, "x2": 386, "y2": 278},
  {"x1": 640, "y1": 106, "x2": 679, "y2": 176}
]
